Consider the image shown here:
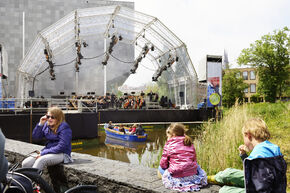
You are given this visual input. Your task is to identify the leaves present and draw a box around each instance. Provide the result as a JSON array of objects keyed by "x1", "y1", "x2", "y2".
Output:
[{"x1": 237, "y1": 27, "x2": 290, "y2": 102}]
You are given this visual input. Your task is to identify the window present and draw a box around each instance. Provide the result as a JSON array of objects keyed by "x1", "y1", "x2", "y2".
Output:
[
  {"x1": 244, "y1": 87, "x2": 248, "y2": 93},
  {"x1": 250, "y1": 71, "x2": 256, "y2": 80},
  {"x1": 250, "y1": 84, "x2": 256, "y2": 93},
  {"x1": 243, "y1": 71, "x2": 248, "y2": 80}
]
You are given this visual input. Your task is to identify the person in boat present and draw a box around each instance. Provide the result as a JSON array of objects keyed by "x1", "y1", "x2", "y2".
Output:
[
  {"x1": 158, "y1": 123, "x2": 207, "y2": 192},
  {"x1": 135, "y1": 124, "x2": 145, "y2": 136},
  {"x1": 107, "y1": 121, "x2": 114, "y2": 129},
  {"x1": 118, "y1": 124, "x2": 126, "y2": 134},
  {"x1": 128, "y1": 124, "x2": 137, "y2": 134},
  {"x1": 22, "y1": 106, "x2": 73, "y2": 170}
]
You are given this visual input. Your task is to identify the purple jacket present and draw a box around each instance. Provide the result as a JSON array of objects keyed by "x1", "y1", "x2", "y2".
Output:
[
  {"x1": 160, "y1": 136, "x2": 198, "y2": 178},
  {"x1": 32, "y1": 122, "x2": 72, "y2": 156}
]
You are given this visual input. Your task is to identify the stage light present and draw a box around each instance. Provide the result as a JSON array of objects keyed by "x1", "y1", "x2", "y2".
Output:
[
  {"x1": 119, "y1": 35, "x2": 123, "y2": 41},
  {"x1": 83, "y1": 41, "x2": 88, "y2": 47},
  {"x1": 129, "y1": 44, "x2": 152, "y2": 74},
  {"x1": 151, "y1": 45, "x2": 155, "y2": 51},
  {"x1": 102, "y1": 53, "x2": 109, "y2": 65}
]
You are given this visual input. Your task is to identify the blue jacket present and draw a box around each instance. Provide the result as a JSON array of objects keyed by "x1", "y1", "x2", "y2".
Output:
[
  {"x1": 33, "y1": 122, "x2": 72, "y2": 156},
  {"x1": 241, "y1": 141, "x2": 287, "y2": 193}
]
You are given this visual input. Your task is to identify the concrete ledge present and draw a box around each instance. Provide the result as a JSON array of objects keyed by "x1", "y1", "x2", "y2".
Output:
[{"x1": 5, "y1": 139, "x2": 220, "y2": 193}]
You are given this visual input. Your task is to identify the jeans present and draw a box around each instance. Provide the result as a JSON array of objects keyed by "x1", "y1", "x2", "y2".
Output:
[{"x1": 22, "y1": 153, "x2": 64, "y2": 170}]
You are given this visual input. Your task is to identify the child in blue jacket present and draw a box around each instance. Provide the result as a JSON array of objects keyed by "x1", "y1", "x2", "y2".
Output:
[
  {"x1": 22, "y1": 106, "x2": 73, "y2": 170},
  {"x1": 209, "y1": 118, "x2": 287, "y2": 193}
]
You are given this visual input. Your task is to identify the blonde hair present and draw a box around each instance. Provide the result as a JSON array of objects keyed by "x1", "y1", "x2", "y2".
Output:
[
  {"x1": 242, "y1": 118, "x2": 270, "y2": 141},
  {"x1": 167, "y1": 123, "x2": 192, "y2": 146},
  {"x1": 48, "y1": 106, "x2": 65, "y2": 133}
]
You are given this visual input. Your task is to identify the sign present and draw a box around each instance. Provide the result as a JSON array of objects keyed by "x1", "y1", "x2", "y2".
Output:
[{"x1": 209, "y1": 93, "x2": 221, "y2": 106}]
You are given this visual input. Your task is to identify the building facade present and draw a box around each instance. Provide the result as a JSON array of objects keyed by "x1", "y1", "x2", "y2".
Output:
[{"x1": 235, "y1": 67, "x2": 260, "y2": 102}]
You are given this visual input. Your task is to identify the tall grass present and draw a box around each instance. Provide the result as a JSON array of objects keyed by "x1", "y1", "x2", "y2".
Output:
[{"x1": 194, "y1": 102, "x2": 290, "y2": 189}]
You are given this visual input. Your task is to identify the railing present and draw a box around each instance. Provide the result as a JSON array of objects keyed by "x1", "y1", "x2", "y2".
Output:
[{"x1": 0, "y1": 98, "x2": 98, "y2": 114}]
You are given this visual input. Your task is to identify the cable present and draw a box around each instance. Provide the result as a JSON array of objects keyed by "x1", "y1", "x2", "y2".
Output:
[
  {"x1": 83, "y1": 52, "x2": 106, "y2": 60},
  {"x1": 140, "y1": 63, "x2": 156, "y2": 71},
  {"x1": 55, "y1": 58, "x2": 76, "y2": 67},
  {"x1": 109, "y1": 53, "x2": 135, "y2": 64}
]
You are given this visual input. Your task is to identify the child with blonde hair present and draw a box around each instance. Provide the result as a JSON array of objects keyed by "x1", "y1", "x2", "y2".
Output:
[
  {"x1": 158, "y1": 123, "x2": 207, "y2": 192},
  {"x1": 209, "y1": 118, "x2": 287, "y2": 193}
]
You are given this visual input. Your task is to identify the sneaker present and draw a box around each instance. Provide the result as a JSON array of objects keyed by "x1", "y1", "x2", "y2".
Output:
[{"x1": 207, "y1": 175, "x2": 220, "y2": 185}]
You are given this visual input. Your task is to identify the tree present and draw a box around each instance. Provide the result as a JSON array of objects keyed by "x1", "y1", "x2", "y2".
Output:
[
  {"x1": 237, "y1": 27, "x2": 290, "y2": 102},
  {"x1": 222, "y1": 70, "x2": 248, "y2": 107}
]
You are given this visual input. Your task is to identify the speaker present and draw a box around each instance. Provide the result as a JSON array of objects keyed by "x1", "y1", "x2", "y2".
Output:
[
  {"x1": 179, "y1": 92, "x2": 184, "y2": 97},
  {"x1": 29, "y1": 90, "x2": 35, "y2": 97}
]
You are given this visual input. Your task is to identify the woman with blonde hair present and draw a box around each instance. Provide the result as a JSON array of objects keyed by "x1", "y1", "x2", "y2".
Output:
[
  {"x1": 22, "y1": 106, "x2": 73, "y2": 170},
  {"x1": 158, "y1": 123, "x2": 207, "y2": 192}
]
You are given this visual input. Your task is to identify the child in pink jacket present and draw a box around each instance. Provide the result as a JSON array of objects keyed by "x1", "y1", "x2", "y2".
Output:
[{"x1": 158, "y1": 123, "x2": 207, "y2": 192}]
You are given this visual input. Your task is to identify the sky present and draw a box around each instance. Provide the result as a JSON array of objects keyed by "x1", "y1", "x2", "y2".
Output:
[{"x1": 123, "y1": 0, "x2": 290, "y2": 86}]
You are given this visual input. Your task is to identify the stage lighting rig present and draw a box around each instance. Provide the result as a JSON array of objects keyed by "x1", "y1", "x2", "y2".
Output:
[
  {"x1": 152, "y1": 65, "x2": 167, "y2": 82},
  {"x1": 102, "y1": 53, "x2": 109, "y2": 66},
  {"x1": 44, "y1": 48, "x2": 55, "y2": 80},
  {"x1": 108, "y1": 34, "x2": 122, "y2": 54},
  {"x1": 130, "y1": 44, "x2": 154, "y2": 74}
]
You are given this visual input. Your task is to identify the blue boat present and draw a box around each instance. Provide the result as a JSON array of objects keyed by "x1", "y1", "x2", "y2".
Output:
[{"x1": 105, "y1": 128, "x2": 147, "y2": 142}]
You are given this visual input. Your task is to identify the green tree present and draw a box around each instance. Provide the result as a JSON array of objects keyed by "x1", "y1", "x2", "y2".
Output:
[
  {"x1": 237, "y1": 27, "x2": 290, "y2": 102},
  {"x1": 222, "y1": 70, "x2": 248, "y2": 107}
]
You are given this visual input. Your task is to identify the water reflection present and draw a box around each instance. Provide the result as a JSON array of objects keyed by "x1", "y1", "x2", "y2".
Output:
[{"x1": 72, "y1": 124, "x2": 200, "y2": 168}]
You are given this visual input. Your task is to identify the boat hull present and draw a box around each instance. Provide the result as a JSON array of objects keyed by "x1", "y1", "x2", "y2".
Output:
[{"x1": 105, "y1": 128, "x2": 147, "y2": 142}]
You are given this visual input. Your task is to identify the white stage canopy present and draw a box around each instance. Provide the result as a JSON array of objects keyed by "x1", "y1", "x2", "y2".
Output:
[{"x1": 17, "y1": 5, "x2": 199, "y2": 108}]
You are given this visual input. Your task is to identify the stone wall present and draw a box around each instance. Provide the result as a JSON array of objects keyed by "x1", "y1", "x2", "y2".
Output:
[{"x1": 5, "y1": 138, "x2": 220, "y2": 193}]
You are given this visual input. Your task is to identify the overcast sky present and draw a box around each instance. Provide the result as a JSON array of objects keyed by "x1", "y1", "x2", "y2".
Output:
[{"x1": 123, "y1": 0, "x2": 290, "y2": 86}]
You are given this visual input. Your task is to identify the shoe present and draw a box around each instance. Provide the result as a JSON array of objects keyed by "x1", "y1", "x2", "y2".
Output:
[{"x1": 207, "y1": 175, "x2": 220, "y2": 185}]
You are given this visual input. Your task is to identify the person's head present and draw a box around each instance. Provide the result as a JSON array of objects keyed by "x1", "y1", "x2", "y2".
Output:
[
  {"x1": 242, "y1": 118, "x2": 270, "y2": 150},
  {"x1": 46, "y1": 106, "x2": 65, "y2": 133},
  {"x1": 166, "y1": 123, "x2": 192, "y2": 146},
  {"x1": 109, "y1": 121, "x2": 112, "y2": 125}
]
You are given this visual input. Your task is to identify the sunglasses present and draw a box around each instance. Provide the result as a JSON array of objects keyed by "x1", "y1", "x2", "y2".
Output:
[{"x1": 46, "y1": 115, "x2": 55, "y2": 119}]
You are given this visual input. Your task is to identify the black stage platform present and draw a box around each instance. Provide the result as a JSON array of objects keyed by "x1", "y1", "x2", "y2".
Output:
[{"x1": 0, "y1": 108, "x2": 215, "y2": 142}]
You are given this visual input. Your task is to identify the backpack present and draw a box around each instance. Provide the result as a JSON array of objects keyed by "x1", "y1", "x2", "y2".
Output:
[{"x1": 5, "y1": 172, "x2": 33, "y2": 193}]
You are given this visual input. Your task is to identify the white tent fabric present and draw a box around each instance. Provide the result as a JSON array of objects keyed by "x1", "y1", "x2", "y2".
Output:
[{"x1": 17, "y1": 5, "x2": 198, "y2": 108}]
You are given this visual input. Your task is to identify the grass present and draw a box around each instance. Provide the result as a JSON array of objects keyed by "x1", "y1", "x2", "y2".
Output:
[{"x1": 193, "y1": 101, "x2": 290, "y2": 190}]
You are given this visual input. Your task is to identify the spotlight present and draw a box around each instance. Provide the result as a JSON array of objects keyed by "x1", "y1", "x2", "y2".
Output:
[
  {"x1": 83, "y1": 42, "x2": 88, "y2": 47},
  {"x1": 119, "y1": 35, "x2": 123, "y2": 41},
  {"x1": 151, "y1": 45, "x2": 155, "y2": 51}
]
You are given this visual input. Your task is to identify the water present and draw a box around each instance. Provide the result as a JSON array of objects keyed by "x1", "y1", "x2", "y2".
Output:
[{"x1": 72, "y1": 124, "x2": 201, "y2": 168}]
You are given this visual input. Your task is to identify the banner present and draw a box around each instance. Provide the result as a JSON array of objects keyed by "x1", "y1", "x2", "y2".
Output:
[{"x1": 207, "y1": 59, "x2": 222, "y2": 107}]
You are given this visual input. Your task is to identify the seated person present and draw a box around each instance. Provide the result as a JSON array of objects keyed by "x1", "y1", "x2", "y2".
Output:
[
  {"x1": 135, "y1": 124, "x2": 145, "y2": 135},
  {"x1": 118, "y1": 124, "x2": 126, "y2": 134},
  {"x1": 107, "y1": 121, "x2": 114, "y2": 129},
  {"x1": 128, "y1": 124, "x2": 137, "y2": 134}
]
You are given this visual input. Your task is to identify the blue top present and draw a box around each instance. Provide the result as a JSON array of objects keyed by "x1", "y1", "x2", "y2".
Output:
[
  {"x1": 33, "y1": 122, "x2": 72, "y2": 157},
  {"x1": 248, "y1": 140, "x2": 282, "y2": 160}
]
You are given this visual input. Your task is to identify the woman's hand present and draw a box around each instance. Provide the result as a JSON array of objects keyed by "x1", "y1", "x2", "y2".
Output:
[
  {"x1": 238, "y1": 144, "x2": 248, "y2": 155},
  {"x1": 40, "y1": 115, "x2": 47, "y2": 125}
]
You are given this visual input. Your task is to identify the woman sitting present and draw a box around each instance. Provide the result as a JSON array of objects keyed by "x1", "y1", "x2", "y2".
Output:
[{"x1": 22, "y1": 106, "x2": 73, "y2": 170}]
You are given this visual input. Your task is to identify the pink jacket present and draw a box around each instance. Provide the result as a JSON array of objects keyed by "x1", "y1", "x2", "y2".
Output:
[{"x1": 160, "y1": 136, "x2": 198, "y2": 178}]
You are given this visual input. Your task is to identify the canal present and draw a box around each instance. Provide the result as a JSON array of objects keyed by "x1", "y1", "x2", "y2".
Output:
[{"x1": 72, "y1": 123, "x2": 202, "y2": 168}]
